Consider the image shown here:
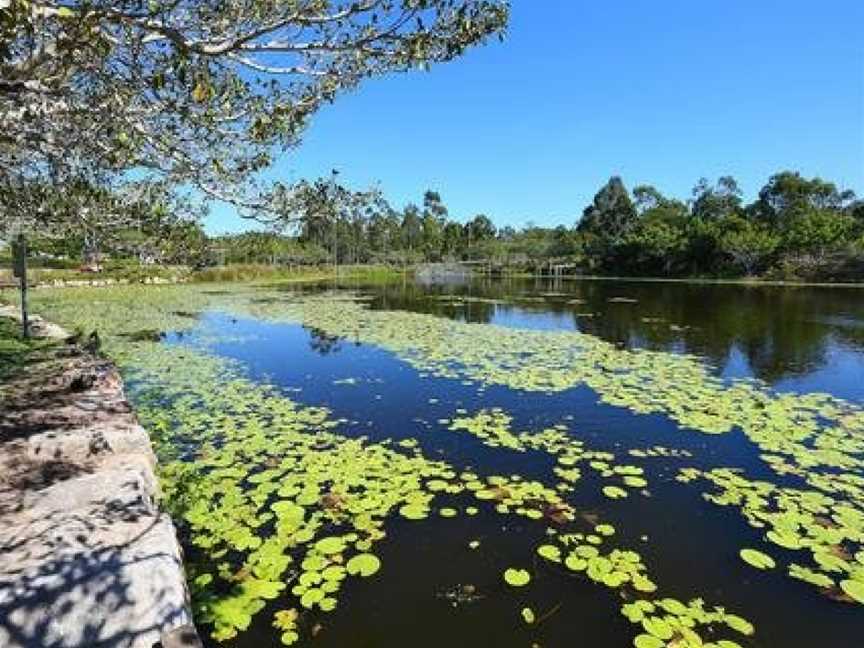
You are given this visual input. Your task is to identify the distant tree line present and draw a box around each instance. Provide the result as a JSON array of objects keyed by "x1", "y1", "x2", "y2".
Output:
[
  {"x1": 576, "y1": 172, "x2": 864, "y2": 279},
  {"x1": 208, "y1": 170, "x2": 864, "y2": 281},
  {"x1": 9, "y1": 171, "x2": 864, "y2": 282}
]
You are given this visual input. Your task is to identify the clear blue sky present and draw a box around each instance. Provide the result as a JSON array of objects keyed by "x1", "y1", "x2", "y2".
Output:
[{"x1": 207, "y1": 0, "x2": 864, "y2": 234}]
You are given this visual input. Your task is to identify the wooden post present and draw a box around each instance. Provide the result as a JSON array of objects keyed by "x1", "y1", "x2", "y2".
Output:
[{"x1": 12, "y1": 233, "x2": 29, "y2": 339}]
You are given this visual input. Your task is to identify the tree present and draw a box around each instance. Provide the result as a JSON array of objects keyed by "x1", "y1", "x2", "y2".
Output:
[
  {"x1": 717, "y1": 216, "x2": 780, "y2": 275},
  {"x1": 465, "y1": 214, "x2": 496, "y2": 256},
  {"x1": 691, "y1": 176, "x2": 742, "y2": 221},
  {"x1": 633, "y1": 184, "x2": 689, "y2": 225},
  {"x1": 753, "y1": 171, "x2": 854, "y2": 224},
  {"x1": 2, "y1": 1, "x2": 510, "y2": 221},
  {"x1": 782, "y1": 209, "x2": 857, "y2": 257},
  {"x1": 421, "y1": 190, "x2": 448, "y2": 259},
  {"x1": 0, "y1": 173, "x2": 205, "y2": 265},
  {"x1": 578, "y1": 176, "x2": 637, "y2": 240},
  {"x1": 442, "y1": 221, "x2": 463, "y2": 258},
  {"x1": 400, "y1": 204, "x2": 422, "y2": 252},
  {"x1": 625, "y1": 219, "x2": 688, "y2": 276},
  {"x1": 632, "y1": 185, "x2": 665, "y2": 214},
  {"x1": 850, "y1": 200, "x2": 864, "y2": 224}
]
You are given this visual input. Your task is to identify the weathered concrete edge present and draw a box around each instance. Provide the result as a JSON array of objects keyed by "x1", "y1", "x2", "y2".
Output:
[{"x1": 0, "y1": 305, "x2": 202, "y2": 648}]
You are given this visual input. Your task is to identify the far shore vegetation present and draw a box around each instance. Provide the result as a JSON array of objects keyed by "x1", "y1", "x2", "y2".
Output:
[{"x1": 4, "y1": 171, "x2": 863, "y2": 286}]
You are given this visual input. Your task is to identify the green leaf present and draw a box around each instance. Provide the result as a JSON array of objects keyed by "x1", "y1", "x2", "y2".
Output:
[
  {"x1": 739, "y1": 548, "x2": 775, "y2": 570},
  {"x1": 840, "y1": 579, "x2": 864, "y2": 604},
  {"x1": 725, "y1": 614, "x2": 755, "y2": 636},
  {"x1": 537, "y1": 544, "x2": 561, "y2": 562},
  {"x1": 346, "y1": 553, "x2": 381, "y2": 577},
  {"x1": 634, "y1": 634, "x2": 665, "y2": 648},
  {"x1": 503, "y1": 568, "x2": 530, "y2": 587}
]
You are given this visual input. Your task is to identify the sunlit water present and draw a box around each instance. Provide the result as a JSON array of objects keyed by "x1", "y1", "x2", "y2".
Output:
[{"x1": 164, "y1": 277, "x2": 864, "y2": 648}]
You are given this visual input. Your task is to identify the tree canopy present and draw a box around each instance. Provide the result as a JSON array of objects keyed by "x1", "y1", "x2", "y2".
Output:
[{"x1": 1, "y1": 0, "x2": 509, "y2": 226}]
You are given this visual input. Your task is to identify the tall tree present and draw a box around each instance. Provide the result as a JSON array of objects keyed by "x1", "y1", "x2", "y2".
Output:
[
  {"x1": 421, "y1": 190, "x2": 448, "y2": 259},
  {"x1": 691, "y1": 176, "x2": 742, "y2": 221},
  {"x1": 753, "y1": 171, "x2": 855, "y2": 224},
  {"x1": 578, "y1": 176, "x2": 637, "y2": 240},
  {"x1": 400, "y1": 204, "x2": 422, "y2": 252}
]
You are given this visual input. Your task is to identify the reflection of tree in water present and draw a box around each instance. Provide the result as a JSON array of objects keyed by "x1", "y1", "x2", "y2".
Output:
[
  {"x1": 567, "y1": 282, "x2": 858, "y2": 382},
  {"x1": 304, "y1": 326, "x2": 345, "y2": 355},
  {"x1": 309, "y1": 278, "x2": 864, "y2": 385}
]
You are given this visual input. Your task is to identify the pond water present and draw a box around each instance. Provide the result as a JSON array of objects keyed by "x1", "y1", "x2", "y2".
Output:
[{"x1": 28, "y1": 277, "x2": 864, "y2": 648}]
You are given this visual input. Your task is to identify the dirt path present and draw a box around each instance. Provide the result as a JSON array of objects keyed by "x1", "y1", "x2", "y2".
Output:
[{"x1": 0, "y1": 306, "x2": 199, "y2": 648}]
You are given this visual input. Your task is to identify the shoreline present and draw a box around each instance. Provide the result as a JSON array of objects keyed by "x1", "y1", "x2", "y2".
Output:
[
  {"x1": 2, "y1": 265, "x2": 861, "y2": 291},
  {"x1": 0, "y1": 306, "x2": 200, "y2": 648},
  {"x1": 490, "y1": 272, "x2": 864, "y2": 289}
]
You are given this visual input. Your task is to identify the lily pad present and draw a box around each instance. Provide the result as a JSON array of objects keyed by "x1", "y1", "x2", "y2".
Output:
[
  {"x1": 503, "y1": 568, "x2": 531, "y2": 587},
  {"x1": 346, "y1": 554, "x2": 381, "y2": 577},
  {"x1": 840, "y1": 579, "x2": 864, "y2": 604},
  {"x1": 603, "y1": 486, "x2": 628, "y2": 500},
  {"x1": 739, "y1": 548, "x2": 775, "y2": 570}
]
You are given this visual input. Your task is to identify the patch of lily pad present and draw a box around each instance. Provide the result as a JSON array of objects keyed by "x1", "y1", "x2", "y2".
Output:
[{"x1": 20, "y1": 282, "x2": 864, "y2": 648}]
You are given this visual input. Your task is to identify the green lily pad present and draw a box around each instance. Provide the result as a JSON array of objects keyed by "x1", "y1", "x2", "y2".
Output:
[
  {"x1": 503, "y1": 568, "x2": 531, "y2": 587},
  {"x1": 739, "y1": 548, "x2": 775, "y2": 570},
  {"x1": 346, "y1": 553, "x2": 381, "y2": 577},
  {"x1": 537, "y1": 544, "x2": 562, "y2": 562},
  {"x1": 725, "y1": 614, "x2": 755, "y2": 636},
  {"x1": 314, "y1": 537, "x2": 345, "y2": 555},
  {"x1": 399, "y1": 504, "x2": 428, "y2": 520},
  {"x1": 603, "y1": 486, "x2": 628, "y2": 499},
  {"x1": 641, "y1": 616, "x2": 673, "y2": 640},
  {"x1": 840, "y1": 579, "x2": 864, "y2": 604},
  {"x1": 634, "y1": 634, "x2": 665, "y2": 648}
]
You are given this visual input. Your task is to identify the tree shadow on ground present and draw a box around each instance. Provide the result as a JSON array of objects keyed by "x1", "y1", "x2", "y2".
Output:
[{"x1": 0, "y1": 483, "x2": 193, "y2": 647}]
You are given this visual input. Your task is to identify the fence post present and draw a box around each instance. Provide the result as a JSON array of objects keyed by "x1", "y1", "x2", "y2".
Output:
[{"x1": 12, "y1": 233, "x2": 29, "y2": 339}]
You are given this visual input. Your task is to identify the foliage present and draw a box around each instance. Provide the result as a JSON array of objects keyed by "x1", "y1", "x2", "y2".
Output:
[
  {"x1": 716, "y1": 216, "x2": 780, "y2": 276},
  {"x1": 20, "y1": 282, "x2": 798, "y2": 646},
  {"x1": 2, "y1": 1, "x2": 509, "y2": 220}
]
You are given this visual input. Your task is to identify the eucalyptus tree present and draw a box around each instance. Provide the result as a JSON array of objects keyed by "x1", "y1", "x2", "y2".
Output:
[
  {"x1": 421, "y1": 190, "x2": 447, "y2": 258},
  {"x1": 752, "y1": 171, "x2": 856, "y2": 225},
  {"x1": 1, "y1": 0, "x2": 509, "y2": 224},
  {"x1": 690, "y1": 176, "x2": 743, "y2": 221}
]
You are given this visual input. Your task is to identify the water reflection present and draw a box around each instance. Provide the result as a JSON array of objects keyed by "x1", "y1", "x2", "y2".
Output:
[{"x1": 284, "y1": 277, "x2": 864, "y2": 392}]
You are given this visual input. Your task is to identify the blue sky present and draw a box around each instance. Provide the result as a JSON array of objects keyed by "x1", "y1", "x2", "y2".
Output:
[{"x1": 208, "y1": 1, "x2": 864, "y2": 234}]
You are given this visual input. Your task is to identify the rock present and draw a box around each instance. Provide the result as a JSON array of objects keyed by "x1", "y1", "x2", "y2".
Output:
[{"x1": 0, "y1": 311, "x2": 200, "y2": 648}]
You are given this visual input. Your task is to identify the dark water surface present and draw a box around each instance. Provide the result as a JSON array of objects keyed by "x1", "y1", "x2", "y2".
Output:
[{"x1": 171, "y1": 278, "x2": 864, "y2": 648}]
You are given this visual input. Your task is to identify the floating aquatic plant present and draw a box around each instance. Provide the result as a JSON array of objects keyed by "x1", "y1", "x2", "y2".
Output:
[
  {"x1": 22, "y1": 283, "x2": 864, "y2": 646},
  {"x1": 503, "y1": 568, "x2": 531, "y2": 587},
  {"x1": 740, "y1": 548, "x2": 776, "y2": 570}
]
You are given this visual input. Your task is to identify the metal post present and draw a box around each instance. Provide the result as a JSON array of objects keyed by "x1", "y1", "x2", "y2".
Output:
[
  {"x1": 330, "y1": 169, "x2": 339, "y2": 278},
  {"x1": 12, "y1": 233, "x2": 29, "y2": 338}
]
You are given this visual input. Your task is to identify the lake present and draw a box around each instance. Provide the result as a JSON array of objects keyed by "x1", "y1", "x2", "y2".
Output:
[{"x1": 26, "y1": 277, "x2": 864, "y2": 648}]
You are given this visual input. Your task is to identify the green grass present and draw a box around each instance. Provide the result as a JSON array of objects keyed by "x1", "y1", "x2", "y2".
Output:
[
  {"x1": 190, "y1": 263, "x2": 408, "y2": 284},
  {"x1": 0, "y1": 316, "x2": 51, "y2": 382},
  {"x1": 0, "y1": 264, "x2": 190, "y2": 285},
  {"x1": 0, "y1": 262, "x2": 409, "y2": 286}
]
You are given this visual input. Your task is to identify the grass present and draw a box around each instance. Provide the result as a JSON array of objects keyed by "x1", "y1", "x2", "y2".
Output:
[
  {"x1": 0, "y1": 264, "x2": 190, "y2": 285},
  {"x1": 191, "y1": 263, "x2": 409, "y2": 284},
  {"x1": 0, "y1": 263, "x2": 409, "y2": 287},
  {"x1": 0, "y1": 316, "x2": 52, "y2": 382}
]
